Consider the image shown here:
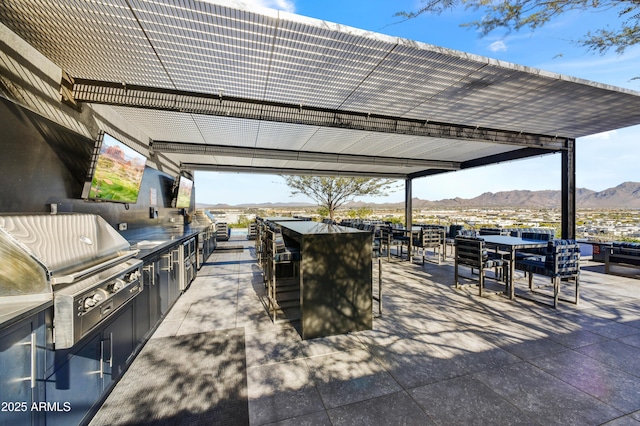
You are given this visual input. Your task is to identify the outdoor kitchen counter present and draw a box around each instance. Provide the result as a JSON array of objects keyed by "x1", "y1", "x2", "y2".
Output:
[
  {"x1": 0, "y1": 238, "x2": 196, "y2": 331},
  {"x1": 125, "y1": 225, "x2": 206, "y2": 259},
  {"x1": 0, "y1": 297, "x2": 52, "y2": 331},
  {"x1": 0, "y1": 225, "x2": 207, "y2": 330}
]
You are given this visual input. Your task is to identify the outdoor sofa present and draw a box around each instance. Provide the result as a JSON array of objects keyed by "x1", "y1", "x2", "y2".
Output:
[{"x1": 605, "y1": 242, "x2": 640, "y2": 277}]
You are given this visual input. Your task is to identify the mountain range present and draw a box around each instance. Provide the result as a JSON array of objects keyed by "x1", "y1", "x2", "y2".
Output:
[{"x1": 197, "y1": 182, "x2": 640, "y2": 210}]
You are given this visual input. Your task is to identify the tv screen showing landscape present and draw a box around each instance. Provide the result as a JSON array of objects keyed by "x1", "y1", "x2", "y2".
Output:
[
  {"x1": 175, "y1": 176, "x2": 193, "y2": 208},
  {"x1": 84, "y1": 132, "x2": 147, "y2": 203}
]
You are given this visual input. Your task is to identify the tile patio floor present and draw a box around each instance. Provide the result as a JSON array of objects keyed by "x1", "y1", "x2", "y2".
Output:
[{"x1": 134, "y1": 235, "x2": 640, "y2": 425}]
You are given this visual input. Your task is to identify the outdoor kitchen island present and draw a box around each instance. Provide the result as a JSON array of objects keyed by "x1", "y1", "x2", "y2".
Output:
[
  {"x1": 0, "y1": 215, "x2": 215, "y2": 426},
  {"x1": 276, "y1": 221, "x2": 373, "y2": 340}
]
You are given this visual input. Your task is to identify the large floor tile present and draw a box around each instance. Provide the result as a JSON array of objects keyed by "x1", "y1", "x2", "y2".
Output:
[
  {"x1": 327, "y1": 390, "x2": 433, "y2": 426},
  {"x1": 546, "y1": 327, "x2": 610, "y2": 349},
  {"x1": 529, "y1": 350, "x2": 640, "y2": 413},
  {"x1": 577, "y1": 340, "x2": 640, "y2": 377},
  {"x1": 600, "y1": 414, "x2": 640, "y2": 425},
  {"x1": 264, "y1": 410, "x2": 332, "y2": 426},
  {"x1": 299, "y1": 332, "x2": 366, "y2": 358},
  {"x1": 247, "y1": 359, "x2": 324, "y2": 425},
  {"x1": 618, "y1": 333, "x2": 640, "y2": 349},
  {"x1": 409, "y1": 374, "x2": 536, "y2": 425},
  {"x1": 425, "y1": 329, "x2": 522, "y2": 374},
  {"x1": 496, "y1": 333, "x2": 567, "y2": 360},
  {"x1": 366, "y1": 337, "x2": 469, "y2": 389},
  {"x1": 245, "y1": 326, "x2": 305, "y2": 366},
  {"x1": 149, "y1": 319, "x2": 182, "y2": 339},
  {"x1": 305, "y1": 349, "x2": 402, "y2": 409},
  {"x1": 176, "y1": 314, "x2": 237, "y2": 335},
  {"x1": 474, "y1": 361, "x2": 623, "y2": 425},
  {"x1": 556, "y1": 313, "x2": 640, "y2": 340}
]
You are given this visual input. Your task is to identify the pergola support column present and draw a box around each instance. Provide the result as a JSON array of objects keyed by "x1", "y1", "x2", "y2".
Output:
[
  {"x1": 561, "y1": 138, "x2": 576, "y2": 240},
  {"x1": 405, "y1": 178, "x2": 413, "y2": 230}
]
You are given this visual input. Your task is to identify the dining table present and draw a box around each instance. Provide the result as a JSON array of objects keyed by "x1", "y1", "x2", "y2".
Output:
[
  {"x1": 391, "y1": 226, "x2": 423, "y2": 262},
  {"x1": 479, "y1": 235, "x2": 550, "y2": 300}
]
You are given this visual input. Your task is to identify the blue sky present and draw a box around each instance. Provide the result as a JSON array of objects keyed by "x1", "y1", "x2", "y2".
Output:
[{"x1": 196, "y1": 0, "x2": 640, "y2": 205}]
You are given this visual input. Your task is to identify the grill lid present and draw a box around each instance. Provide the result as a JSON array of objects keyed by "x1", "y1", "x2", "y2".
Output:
[
  {"x1": 0, "y1": 231, "x2": 49, "y2": 298},
  {"x1": 0, "y1": 214, "x2": 136, "y2": 287}
]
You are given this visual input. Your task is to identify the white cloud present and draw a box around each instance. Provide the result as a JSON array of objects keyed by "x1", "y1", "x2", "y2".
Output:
[
  {"x1": 208, "y1": 0, "x2": 295, "y2": 12},
  {"x1": 580, "y1": 130, "x2": 616, "y2": 141},
  {"x1": 268, "y1": 0, "x2": 295, "y2": 12},
  {"x1": 488, "y1": 40, "x2": 507, "y2": 52}
]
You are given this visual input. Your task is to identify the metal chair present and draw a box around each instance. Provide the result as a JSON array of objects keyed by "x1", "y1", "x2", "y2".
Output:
[
  {"x1": 264, "y1": 226, "x2": 301, "y2": 322},
  {"x1": 515, "y1": 239, "x2": 580, "y2": 308},
  {"x1": 444, "y1": 225, "x2": 464, "y2": 259},
  {"x1": 455, "y1": 237, "x2": 509, "y2": 297},
  {"x1": 380, "y1": 226, "x2": 409, "y2": 261},
  {"x1": 413, "y1": 227, "x2": 444, "y2": 265}
]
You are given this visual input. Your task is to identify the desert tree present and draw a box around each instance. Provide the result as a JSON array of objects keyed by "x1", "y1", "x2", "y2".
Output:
[
  {"x1": 396, "y1": 0, "x2": 640, "y2": 54},
  {"x1": 282, "y1": 176, "x2": 397, "y2": 222}
]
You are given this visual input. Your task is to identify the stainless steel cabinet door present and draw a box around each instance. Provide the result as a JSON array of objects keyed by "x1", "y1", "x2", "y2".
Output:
[
  {"x1": 0, "y1": 314, "x2": 45, "y2": 426},
  {"x1": 45, "y1": 334, "x2": 102, "y2": 426},
  {"x1": 0, "y1": 323, "x2": 34, "y2": 426}
]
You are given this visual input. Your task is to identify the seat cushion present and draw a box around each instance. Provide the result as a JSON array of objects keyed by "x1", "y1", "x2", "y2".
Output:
[
  {"x1": 274, "y1": 246, "x2": 300, "y2": 262},
  {"x1": 517, "y1": 239, "x2": 579, "y2": 277},
  {"x1": 612, "y1": 242, "x2": 640, "y2": 256},
  {"x1": 515, "y1": 258, "x2": 548, "y2": 275}
]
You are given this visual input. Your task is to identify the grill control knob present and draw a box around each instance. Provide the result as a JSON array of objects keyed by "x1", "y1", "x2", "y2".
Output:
[
  {"x1": 83, "y1": 289, "x2": 107, "y2": 311},
  {"x1": 111, "y1": 278, "x2": 125, "y2": 293},
  {"x1": 84, "y1": 297, "x2": 97, "y2": 310}
]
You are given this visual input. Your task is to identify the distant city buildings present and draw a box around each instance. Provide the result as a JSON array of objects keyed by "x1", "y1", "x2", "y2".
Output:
[{"x1": 200, "y1": 207, "x2": 640, "y2": 241}]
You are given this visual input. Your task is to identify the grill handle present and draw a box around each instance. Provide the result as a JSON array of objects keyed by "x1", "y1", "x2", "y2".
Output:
[
  {"x1": 99, "y1": 333, "x2": 113, "y2": 378},
  {"x1": 99, "y1": 340, "x2": 104, "y2": 379},
  {"x1": 30, "y1": 332, "x2": 37, "y2": 389},
  {"x1": 161, "y1": 253, "x2": 172, "y2": 272},
  {"x1": 108, "y1": 332, "x2": 113, "y2": 369},
  {"x1": 51, "y1": 251, "x2": 139, "y2": 285}
]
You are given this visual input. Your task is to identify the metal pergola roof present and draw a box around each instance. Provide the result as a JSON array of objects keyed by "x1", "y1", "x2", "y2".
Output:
[{"x1": 2, "y1": 0, "x2": 640, "y2": 179}]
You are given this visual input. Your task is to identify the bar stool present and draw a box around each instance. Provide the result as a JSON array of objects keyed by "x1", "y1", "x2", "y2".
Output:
[{"x1": 265, "y1": 226, "x2": 301, "y2": 323}]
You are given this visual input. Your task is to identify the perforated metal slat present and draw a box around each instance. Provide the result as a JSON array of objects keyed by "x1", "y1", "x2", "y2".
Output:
[
  {"x1": 192, "y1": 115, "x2": 260, "y2": 148},
  {"x1": 341, "y1": 46, "x2": 485, "y2": 117},
  {"x1": 130, "y1": 0, "x2": 277, "y2": 99},
  {"x1": 339, "y1": 132, "x2": 518, "y2": 162},
  {"x1": 254, "y1": 122, "x2": 320, "y2": 151},
  {"x1": 1, "y1": 0, "x2": 172, "y2": 87},
  {"x1": 110, "y1": 106, "x2": 207, "y2": 144},
  {"x1": 264, "y1": 20, "x2": 394, "y2": 109}
]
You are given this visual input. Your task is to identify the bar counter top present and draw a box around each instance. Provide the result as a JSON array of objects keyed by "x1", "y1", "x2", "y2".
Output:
[{"x1": 276, "y1": 221, "x2": 369, "y2": 235}]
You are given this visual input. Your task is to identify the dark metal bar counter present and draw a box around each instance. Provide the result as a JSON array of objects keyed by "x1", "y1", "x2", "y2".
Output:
[{"x1": 276, "y1": 221, "x2": 372, "y2": 340}]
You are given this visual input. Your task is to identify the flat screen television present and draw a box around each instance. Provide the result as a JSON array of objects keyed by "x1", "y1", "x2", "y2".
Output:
[
  {"x1": 82, "y1": 132, "x2": 147, "y2": 204},
  {"x1": 175, "y1": 175, "x2": 193, "y2": 208}
]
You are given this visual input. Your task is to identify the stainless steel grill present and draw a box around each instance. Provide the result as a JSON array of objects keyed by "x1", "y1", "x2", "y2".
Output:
[{"x1": 0, "y1": 214, "x2": 142, "y2": 349}]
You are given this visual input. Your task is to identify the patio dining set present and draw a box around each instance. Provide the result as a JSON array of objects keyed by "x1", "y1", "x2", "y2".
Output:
[
  {"x1": 341, "y1": 222, "x2": 582, "y2": 309},
  {"x1": 254, "y1": 216, "x2": 583, "y2": 339}
]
